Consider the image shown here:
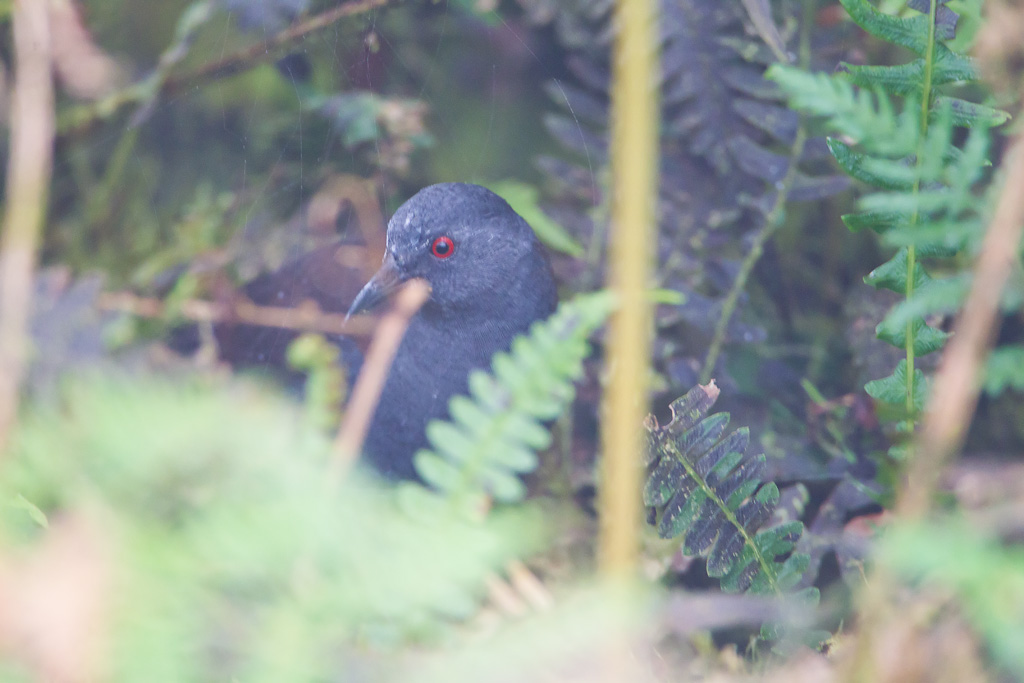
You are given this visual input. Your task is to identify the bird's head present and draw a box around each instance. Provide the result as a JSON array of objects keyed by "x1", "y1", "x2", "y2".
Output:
[{"x1": 347, "y1": 183, "x2": 545, "y2": 318}]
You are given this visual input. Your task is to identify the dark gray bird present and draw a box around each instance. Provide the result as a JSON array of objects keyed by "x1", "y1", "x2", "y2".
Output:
[{"x1": 347, "y1": 183, "x2": 557, "y2": 479}]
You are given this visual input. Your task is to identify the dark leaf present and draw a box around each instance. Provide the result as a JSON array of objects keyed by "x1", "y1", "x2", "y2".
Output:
[
  {"x1": 732, "y1": 99, "x2": 799, "y2": 143},
  {"x1": 727, "y1": 136, "x2": 790, "y2": 183}
]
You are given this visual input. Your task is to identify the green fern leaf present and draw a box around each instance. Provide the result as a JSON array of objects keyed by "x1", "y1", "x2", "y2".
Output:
[
  {"x1": 839, "y1": 0, "x2": 932, "y2": 54},
  {"x1": 645, "y1": 385, "x2": 810, "y2": 601},
  {"x1": 826, "y1": 139, "x2": 914, "y2": 190},
  {"x1": 864, "y1": 247, "x2": 931, "y2": 292},
  {"x1": 876, "y1": 317, "x2": 950, "y2": 356},
  {"x1": 414, "y1": 291, "x2": 615, "y2": 504},
  {"x1": 865, "y1": 359, "x2": 928, "y2": 411},
  {"x1": 935, "y1": 96, "x2": 1012, "y2": 128},
  {"x1": 842, "y1": 209, "x2": 907, "y2": 234},
  {"x1": 775, "y1": 0, "x2": 1006, "y2": 465},
  {"x1": 879, "y1": 275, "x2": 970, "y2": 330}
]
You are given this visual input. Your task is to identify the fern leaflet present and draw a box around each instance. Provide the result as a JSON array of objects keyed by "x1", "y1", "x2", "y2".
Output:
[
  {"x1": 411, "y1": 291, "x2": 614, "y2": 508},
  {"x1": 644, "y1": 383, "x2": 815, "y2": 603}
]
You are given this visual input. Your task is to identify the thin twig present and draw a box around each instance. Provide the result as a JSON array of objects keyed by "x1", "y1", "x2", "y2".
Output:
[
  {"x1": 97, "y1": 291, "x2": 377, "y2": 337},
  {"x1": 329, "y1": 279, "x2": 430, "y2": 479},
  {"x1": 58, "y1": 0, "x2": 392, "y2": 138},
  {"x1": 506, "y1": 560, "x2": 555, "y2": 611},
  {"x1": 168, "y1": 0, "x2": 390, "y2": 90},
  {"x1": 0, "y1": 0, "x2": 55, "y2": 454}
]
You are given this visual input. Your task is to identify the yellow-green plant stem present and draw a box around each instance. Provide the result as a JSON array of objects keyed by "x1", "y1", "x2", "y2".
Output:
[
  {"x1": 599, "y1": 0, "x2": 659, "y2": 579},
  {"x1": 903, "y1": 0, "x2": 940, "y2": 422}
]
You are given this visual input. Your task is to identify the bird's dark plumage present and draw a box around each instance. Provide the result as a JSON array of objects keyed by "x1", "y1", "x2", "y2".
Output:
[{"x1": 349, "y1": 183, "x2": 557, "y2": 479}]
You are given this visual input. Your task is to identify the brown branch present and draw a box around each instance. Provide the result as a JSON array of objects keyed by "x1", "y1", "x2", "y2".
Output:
[
  {"x1": 58, "y1": 0, "x2": 392, "y2": 138},
  {"x1": 168, "y1": 0, "x2": 390, "y2": 90},
  {"x1": 0, "y1": 0, "x2": 55, "y2": 454},
  {"x1": 329, "y1": 279, "x2": 430, "y2": 479},
  {"x1": 97, "y1": 291, "x2": 377, "y2": 337}
]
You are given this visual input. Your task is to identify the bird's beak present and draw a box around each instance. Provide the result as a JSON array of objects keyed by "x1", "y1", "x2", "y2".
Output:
[{"x1": 347, "y1": 252, "x2": 406, "y2": 319}]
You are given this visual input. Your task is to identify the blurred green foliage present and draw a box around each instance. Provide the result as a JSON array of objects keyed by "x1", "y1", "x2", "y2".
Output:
[
  {"x1": 2, "y1": 376, "x2": 550, "y2": 680},
  {"x1": 881, "y1": 518, "x2": 1024, "y2": 678}
]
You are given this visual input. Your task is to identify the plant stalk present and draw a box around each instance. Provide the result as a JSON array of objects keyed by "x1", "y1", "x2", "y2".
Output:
[
  {"x1": 599, "y1": 0, "x2": 660, "y2": 579},
  {"x1": 0, "y1": 0, "x2": 55, "y2": 455}
]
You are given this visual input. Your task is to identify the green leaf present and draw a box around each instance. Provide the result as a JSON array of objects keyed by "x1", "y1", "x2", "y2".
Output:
[
  {"x1": 933, "y1": 96, "x2": 1011, "y2": 128},
  {"x1": 876, "y1": 317, "x2": 951, "y2": 356},
  {"x1": 417, "y1": 292, "x2": 615, "y2": 503},
  {"x1": 486, "y1": 180, "x2": 585, "y2": 257},
  {"x1": 842, "y1": 61, "x2": 926, "y2": 96},
  {"x1": 776, "y1": 552, "x2": 810, "y2": 591},
  {"x1": 663, "y1": 384, "x2": 720, "y2": 434},
  {"x1": 842, "y1": 210, "x2": 907, "y2": 233},
  {"x1": 931, "y1": 45, "x2": 979, "y2": 84},
  {"x1": 754, "y1": 521, "x2": 804, "y2": 558},
  {"x1": 983, "y1": 345, "x2": 1024, "y2": 396},
  {"x1": 658, "y1": 487, "x2": 706, "y2": 539},
  {"x1": 839, "y1": 0, "x2": 931, "y2": 55},
  {"x1": 415, "y1": 451, "x2": 462, "y2": 491},
  {"x1": 864, "y1": 247, "x2": 931, "y2": 292},
  {"x1": 879, "y1": 274, "x2": 970, "y2": 330},
  {"x1": 676, "y1": 412, "x2": 731, "y2": 464},
  {"x1": 827, "y1": 139, "x2": 914, "y2": 190},
  {"x1": 479, "y1": 466, "x2": 527, "y2": 503},
  {"x1": 645, "y1": 456, "x2": 695, "y2": 507},
  {"x1": 865, "y1": 359, "x2": 928, "y2": 411},
  {"x1": 880, "y1": 218, "x2": 975, "y2": 254},
  {"x1": 8, "y1": 494, "x2": 48, "y2": 528}
]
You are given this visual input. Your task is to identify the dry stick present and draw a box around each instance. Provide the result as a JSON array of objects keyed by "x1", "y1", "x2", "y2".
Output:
[
  {"x1": 0, "y1": 0, "x2": 55, "y2": 454},
  {"x1": 506, "y1": 559, "x2": 555, "y2": 611},
  {"x1": 329, "y1": 279, "x2": 430, "y2": 480},
  {"x1": 97, "y1": 291, "x2": 377, "y2": 337},
  {"x1": 843, "y1": 136, "x2": 1024, "y2": 683},
  {"x1": 59, "y1": 0, "x2": 392, "y2": 138}
]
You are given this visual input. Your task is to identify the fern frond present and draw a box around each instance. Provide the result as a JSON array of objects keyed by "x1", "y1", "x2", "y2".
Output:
[
  {"x1": 413, "y1": 292, "x2": 615, "y2": 506},
  {"x1": 644, "y1": 384, "x2": 813, "y2": 600},
  {"x1": 769, "y1": 0, "x2": 1007, "y2": 449}
]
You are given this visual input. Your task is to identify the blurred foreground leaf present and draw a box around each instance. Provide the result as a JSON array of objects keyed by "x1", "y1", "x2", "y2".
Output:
[{"x1": 2, "y1": 376, "x2": 546, "y2": 681}]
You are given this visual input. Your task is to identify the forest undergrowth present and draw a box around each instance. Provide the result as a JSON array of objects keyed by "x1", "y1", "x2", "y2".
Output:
[{"x1": 0, "y1": 0, "x2": 1023, "y2": 681}]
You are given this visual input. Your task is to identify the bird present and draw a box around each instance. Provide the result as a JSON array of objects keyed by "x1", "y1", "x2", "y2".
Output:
[{"x1": 347, "y1": 183, "x2": 557, "y2": 479}]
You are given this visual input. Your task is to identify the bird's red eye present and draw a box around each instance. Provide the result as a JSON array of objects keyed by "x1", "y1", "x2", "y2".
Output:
[{"x1": 431, "y1": 236, "x2": 455, "y2": 259}]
